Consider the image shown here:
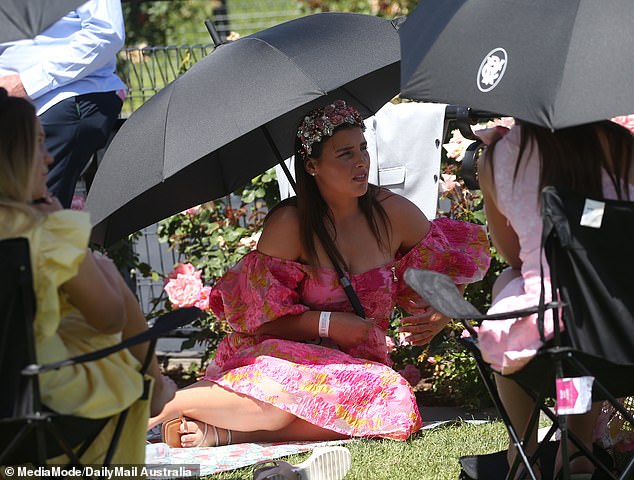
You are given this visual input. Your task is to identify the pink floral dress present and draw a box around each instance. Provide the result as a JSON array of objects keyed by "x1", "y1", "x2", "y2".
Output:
[{"x1": 203, "y1": 218, "x2": 491, "y2": 440}]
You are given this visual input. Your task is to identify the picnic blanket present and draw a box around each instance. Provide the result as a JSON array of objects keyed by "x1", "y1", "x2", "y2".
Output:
[
  {"x1": 144, "y1": 420, "x2": 484, "y2": 476},
  {"x1": 146, "y1": 439, "x2": 351, "y2": 476}
]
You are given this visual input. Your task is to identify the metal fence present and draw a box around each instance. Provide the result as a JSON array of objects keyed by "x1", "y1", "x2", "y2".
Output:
[
  {"x1": 162, "y1": 0, "x2": 304, "y2": 40},
  {"x1": 118, "y1": 44, "x2": 215, "y2": 115}
]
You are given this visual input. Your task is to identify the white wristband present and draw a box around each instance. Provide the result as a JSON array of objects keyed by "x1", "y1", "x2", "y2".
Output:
[{"x1": 318, "y1": 311, "x2": 331, "y2": 338}]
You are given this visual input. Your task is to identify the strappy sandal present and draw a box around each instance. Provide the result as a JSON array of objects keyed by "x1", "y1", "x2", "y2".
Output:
[
  {"x1": 208, "y1": 424, "x2": 232, "y2": 447},
  {"x1": 160, "y1": 417, "x2": 233, "y2": 448},
  {"x1": 252, "y1": 446, "x2": 351, "y2": 480},
  {"x1": 161, "y1": 417, "x2": 187, "y2": 448}
]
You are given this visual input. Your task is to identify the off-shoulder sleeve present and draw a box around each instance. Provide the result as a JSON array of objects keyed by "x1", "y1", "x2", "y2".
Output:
[
  {"x1": 35, "y1": 210, "x2": 91, "y2": 338},
  {"x1": 209, "y1": 251, "x2": 309, "y2": 333},
  {"x1": 395, "y1": 217, "x2": 491, "y2": 313}
]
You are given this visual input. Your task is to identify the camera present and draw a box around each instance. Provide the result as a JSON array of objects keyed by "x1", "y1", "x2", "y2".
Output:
[
  {"x1": 444, "y1": 105, "x2": 497, "y2": 191},
  {"x1": 460, "y1": 139, "x2": 485, "y2": 190}
]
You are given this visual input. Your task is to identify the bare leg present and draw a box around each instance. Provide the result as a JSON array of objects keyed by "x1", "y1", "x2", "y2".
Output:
[
  {"x1": 490, "y1": 268, "x2": 541, "y2": 478},
  {"x1": 553, "y1": 403, "x2": 602, "y2": 475},
  {"x1": 117, "y1": 275, "x2": 176, "y2": 416},
  {"x1": 150, "y1": 379, "x2": 347, "y2": 447},
  {"x1": 495, "y1": 374, "x2": 540, "y2": 478},
  {"x1": 179, "y1": 416, "x2": 347, "y2": 447}
]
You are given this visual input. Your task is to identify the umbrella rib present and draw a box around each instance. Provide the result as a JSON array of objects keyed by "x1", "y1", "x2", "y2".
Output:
[{"x1": 249, "y1": 37, "x2": 326, "y2": 95}]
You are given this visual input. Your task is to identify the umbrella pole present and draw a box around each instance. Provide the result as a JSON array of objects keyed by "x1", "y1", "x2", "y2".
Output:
[
  {"x1": 260, "y1": 126, "x2": 297, "y2": 193},
  {"x1": 205, "y1": 19, "x2": 223, "y2": 47}
]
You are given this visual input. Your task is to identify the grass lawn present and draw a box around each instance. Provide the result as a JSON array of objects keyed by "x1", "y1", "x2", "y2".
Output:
[{"x1": 204, "y1": 420, "x2": 509, "y2": 480}]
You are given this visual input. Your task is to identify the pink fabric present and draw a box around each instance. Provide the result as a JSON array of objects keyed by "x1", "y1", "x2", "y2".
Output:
[
  {"x1": 477, "y1": 126, "x2": 634, "y2": 374},
  {"x1": 203, "y1": 218, "x2": 490, "y2": 440}
]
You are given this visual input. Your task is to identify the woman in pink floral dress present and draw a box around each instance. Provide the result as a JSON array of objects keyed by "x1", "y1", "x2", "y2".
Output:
[{"x1": 150, "y1": 100, "x2": 491, "y2": 448}]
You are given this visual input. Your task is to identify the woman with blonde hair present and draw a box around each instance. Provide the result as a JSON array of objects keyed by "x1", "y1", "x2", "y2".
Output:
[{"x1": 0, "y1": 87, "x2": 175, "y2": 464}]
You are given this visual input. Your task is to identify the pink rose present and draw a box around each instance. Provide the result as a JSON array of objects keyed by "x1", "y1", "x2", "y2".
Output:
[
  {"x1": 439, "y1": 174, "x2": 460, "y2": 193},
  {"x1": 166, "y1": 263, "x2": 198, "y2": 281},
  {"x1": 194, "y1": 285, "x2": 211, "y2": 311},
  {"x1": 398, "y1": 364, "x2": 422, "y2": 387},
  {"x1": 182, "y1": 205, "x2": 201, "y2": 216},
  {"x1": 163, "y1": 263, "x2": 210, "y2": 310},
  {"x1": 442, "y1": 129, "x2": 471, "y2": 161},
  {"x1": 385, "y1": 336, "x2": 396, "y2": 353},
  {"x1": 398, "y1": 331, "x2": 413, "y2": 347}
]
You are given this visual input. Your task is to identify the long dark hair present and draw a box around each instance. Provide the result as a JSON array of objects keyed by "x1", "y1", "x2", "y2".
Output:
[
  {"x1": 492, "y1": 120, "x2": 633, "y2": 200},
  {"x1": 271, "y1": 123, "x2": 391, "y2": 271}
]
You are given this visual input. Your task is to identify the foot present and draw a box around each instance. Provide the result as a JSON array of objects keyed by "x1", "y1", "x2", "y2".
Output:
[
  {"x1": 554, "y1": 450, "x2": 595, "y2": 479},
  {"x1": 179, "y1": 419, "x2": 232, "y2": 448},
  {"x1": 150, "y1": 375, "x2": 177, "y2": 417}
]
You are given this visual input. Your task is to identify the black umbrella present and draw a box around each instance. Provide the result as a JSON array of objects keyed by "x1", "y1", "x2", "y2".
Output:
[
  {"x1": 399, "y1": 0, "x2": 634, "y2": 130},
  {"x1": 0, "y1": 0, "x2": 86, "y2": 43},
  {"x1": 87, "y1": 12, "x2": 401, "y2": 246}
]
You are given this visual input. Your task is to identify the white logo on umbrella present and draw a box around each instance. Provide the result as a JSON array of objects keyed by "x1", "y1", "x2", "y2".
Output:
[{"x1": 477, "y1": 48, "x2": 508, "y2": 92}]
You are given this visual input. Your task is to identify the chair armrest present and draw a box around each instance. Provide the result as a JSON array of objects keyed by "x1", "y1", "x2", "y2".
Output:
[
  {"x1": 403, "y1": 268, "x2": 561, "y2": 322},
  {"x1": 23, "y1": 307, "x2": 202, "y2": 376}
]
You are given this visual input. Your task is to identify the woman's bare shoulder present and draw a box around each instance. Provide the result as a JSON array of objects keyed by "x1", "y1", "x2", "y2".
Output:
[
  {"x1": 376, "y1": 188, "x2": 427, "y2": 222},
  {"x1": 375, "y1": 187, "x2": 430, "y2": 251},
  {"x1": 256, "y1": 204, "x2": 302, "y2": 260}
]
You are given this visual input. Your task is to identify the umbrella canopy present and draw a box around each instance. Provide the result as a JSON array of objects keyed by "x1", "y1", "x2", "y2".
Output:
[
  {"x1": 0, "y1": 0, "x2": 86, "y2": 43},
  {"x1": 399, "y1": 0, "x2": 634, "y2": 130},
  {"x1": 87, "y1": 12, "x2": 401, "y2": 246}
]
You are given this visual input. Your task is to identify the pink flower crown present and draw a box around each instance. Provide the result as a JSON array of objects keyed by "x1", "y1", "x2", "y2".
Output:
[{"x1": 297, "y1": 100, "x2": 365, "y2": 159}]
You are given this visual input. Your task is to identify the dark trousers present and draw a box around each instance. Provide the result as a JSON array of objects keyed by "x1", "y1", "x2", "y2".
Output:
[{"x1": 41, "y1": 91, "x2": 122, "y2": 208}]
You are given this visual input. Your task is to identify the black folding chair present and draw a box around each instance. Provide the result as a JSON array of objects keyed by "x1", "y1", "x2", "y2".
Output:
[
  {"x1": 404, "y1": 186, "x2": 634, "y2": 480},
  {"x1": 0, "y1": 237, "x2": 201, "y2": 471}
]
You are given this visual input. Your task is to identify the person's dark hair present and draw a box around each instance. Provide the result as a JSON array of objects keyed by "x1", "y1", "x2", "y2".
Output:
[
  {"x1": 292, "y1": 122, "x2": 391, "y2": 270},
  {"x1": 489, "y1": 120, "x2": 633, "y2": 201}
]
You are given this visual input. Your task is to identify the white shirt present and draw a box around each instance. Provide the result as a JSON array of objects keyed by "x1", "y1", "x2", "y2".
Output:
[{"x1": 0, "y1": 0, "x2": 126, "y2": 115}]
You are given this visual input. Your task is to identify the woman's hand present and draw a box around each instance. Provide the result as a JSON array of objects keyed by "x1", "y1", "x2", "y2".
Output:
[
  {"x1": 398, "y1": 306, "x2": 451, "y2": 346},
  {"x1": 32, "y1": 194, "x2": 63, "y2": 214},
  {"x1": 328, "y1": 312, "x2": 383, "y2": 351}
]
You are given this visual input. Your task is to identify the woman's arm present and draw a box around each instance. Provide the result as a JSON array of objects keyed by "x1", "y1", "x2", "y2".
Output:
[
  {"x1": 254, "y1": 204, "x2": 380, "y2": 347},
  {"x1": 34, "y1": 197, "x2": 127, "y2": 334},
  {"x1": 62, "y1": 252, "x2": 128, "y2": 334},
  {"x1": 255, "y1": 310, "x2": 379, "y2": 351},
  {"x1": 479, "y1": 147, "x2": 522, "y2": 269}
]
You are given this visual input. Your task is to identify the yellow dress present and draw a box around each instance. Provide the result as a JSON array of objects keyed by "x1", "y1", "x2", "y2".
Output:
[{"x1": 1, "y1": 209, "x2": 149, "y2": 465}]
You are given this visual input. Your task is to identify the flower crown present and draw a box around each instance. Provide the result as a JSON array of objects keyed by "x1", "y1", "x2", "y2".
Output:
[{"x1": 297, "y1": 100, "x2": 364, "y2": 159}]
